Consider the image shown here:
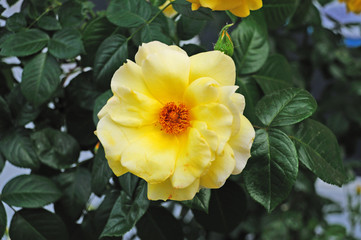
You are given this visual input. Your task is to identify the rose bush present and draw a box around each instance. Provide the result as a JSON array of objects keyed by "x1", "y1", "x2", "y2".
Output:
[{"x1": 96, "y1": 41, "x2": 255, "y2": 200}]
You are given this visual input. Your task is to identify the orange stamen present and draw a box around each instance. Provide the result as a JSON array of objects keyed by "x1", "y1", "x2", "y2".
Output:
[{"x1": 159, "y1": 102, "x2": 190, "y2": 135}]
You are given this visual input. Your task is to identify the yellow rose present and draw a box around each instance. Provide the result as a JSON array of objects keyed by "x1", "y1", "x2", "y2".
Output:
[
  {"x1": 96, "y1": 41, "x2": 255, "y2": 201},
  {"x1": 187, "y1": 0, "x2": 263, "y2": 18},
  {"x1": 339, "y1": 0, "x2": 361, "y2": 14},
  {"x1": 160, "y1": 0, "x2": 177, "y2": 18}
]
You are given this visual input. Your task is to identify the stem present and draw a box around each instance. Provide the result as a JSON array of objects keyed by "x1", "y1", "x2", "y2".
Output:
[
  {"x1": 126, "y1": 1, "x2": 173, "y2": 42},
  {"x1": 27, "y1": 3, "x2": 62, "y2": 29}
]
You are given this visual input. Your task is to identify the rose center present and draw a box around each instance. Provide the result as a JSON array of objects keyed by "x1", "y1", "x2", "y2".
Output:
[{"x1": 159, "y1": 102, "x2": 190, "y2": 135}]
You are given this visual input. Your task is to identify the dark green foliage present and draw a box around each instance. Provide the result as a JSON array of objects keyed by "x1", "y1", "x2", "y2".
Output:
[
  {"x1": 0, "y1": 201, "x2": 6, "y2": 238},
  {"x1": 9, "y1": 209, "x2": 69, "y2": 240},
  {"x1": 48, "y1": 28, "x2": 84, "y2": 59},
  {"x1": 54, "y1": 167, "x2": 92, "y2": 222},
  {"x1": 232, "y1": 16, "x2": 269, "y2": 75},
  {"x1": 0, "y1": 29, "x2": 49, "y2": 57},
  {"x1": 20, "y1": 53, "x2": 61, "y2": 107},
  {"x1": 1, "y1": 174, "x2": 62, "y2": 208},
  {"x1": 136, "y1": 206, "x2": 184, "y2": 240},
  {"x1": 0, "y1": 129, "x2": 40, "y2": 169},
  {"x1": 31, "y1": 128, "x2": 80, "y2": 169},
  {"x1": 100, "y1": 181, "x2": 149, "y2": 238},
  {"x1": 193, "y1": 181, "x2": 247, "y2": 233},
  {"x1": 244, "y1": 129, "x2": 298, "y2": 212},
  {"x1": 91, "y1": 146, "x2": 113, "y2": 195}
]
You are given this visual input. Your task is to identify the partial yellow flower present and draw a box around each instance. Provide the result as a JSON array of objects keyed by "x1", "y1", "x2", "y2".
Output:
[
  {"x1": 187, "y1": 0, "x2": 263, "y2": 18},
  {"x1": 339, "y1": 0, "x2": 361, "y2": 14},
  {"x1": 96, "y1": 41, "x2": 255, "y2": 201},
  {"x1": 160, "y1": 0, "x2": 177, "y2": 18}
]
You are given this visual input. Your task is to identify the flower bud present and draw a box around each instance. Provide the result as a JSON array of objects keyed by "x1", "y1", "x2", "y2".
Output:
[{"x1": 214, "y1": 24, "x2": 234, "y2": 57}]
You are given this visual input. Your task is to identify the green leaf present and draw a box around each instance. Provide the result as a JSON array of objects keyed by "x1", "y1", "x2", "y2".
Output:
[
  {"x1": 177, "y1": 15, "x2": 206, "y2": 40},
  {"x1": 93, "y1": 191, "x2": 120, "y2": 237},
  {"x1": 93, "y1": 90, "x2": 112, "y2": 125},
  {"x1": 181, "y1": 44, "x2": 206, "y2": 56},
  {"x1": 106, "y1": 0, "x2": 152, "y2": 28},
  {"x1": 0, "y1": 29, "x2": 49, "y2": 57},
  {"x1": 9, "y1": 208, "x2": 69, "y2": 240},
  {"x1": 182, "y1": 188, "x2": 211, "y2": 213},
  {"x1": 243, "y1": 129, "x2": 298, "y2": 212},
  {"x1": 31, "y1": 128, "x2": 80, "y2": 169},
  {"x1": 92, "y1": 145, "x2": 113, "y2": 195},
  {"x1": 65, "y1": 71, "x2": 102, "y2": 111},
  {"x1": 54, "y1": 167, "x2": 92, "y2": 222},
  {"x1": 93, "y1": 34, "x2": 128, "y2": 89},
  {"x1": 66, "y1": 106, "x2": 98, "y2": 148},
  {"x1": 82, "y1": 16, "x2": 117, "y2": 65},
  {"x1": 6, "y1": 86, "x2": 41, "y2": 126},
  {"x1": 193, "y1": 181, "x2": 247, "y2": 233},
  {"x1": 255, "y1": 88, "x2": 317, "y2": 127},
  {"x1": 48, "y1": 28, "x2": 84, "y2": 59},
  {"x1": 100, "y1": 182, "x2": 149, "y2": 238},
  {"x1": 1, "y1": 174, "x2": 62, "y2": 208},
  {"x1": 232, "y1": 16, "x2": 269, "y2": 75},
  {"x1": 118, "y1": 173, "x2": 140, "y2": 198},
  {"x1": 0, "y1": 128, "x2": 40, "y2": 169},
  {"x1": 136, "y1": 206, "x2": 184, "y2": 240},
  {"x1": 173, "y1": 0, "x2": 213, "y2": 20},
  {"x1": 287, "y1": 119, "x2": 347, "y2": 186},
  {"x1": 252, "y1": 54, "x2": 293, "y2": 94},
  {"x1": 20, "y1": 53, "x2": 61, "y2": 107},
  {"x1": 263, "y1": 0, "x2": 298, "y2": 29},
  {"x1": 37, "y1": 15, "x2": 61, "y2": 31},
  {"x1": 236, "y1": 76, "x2": 262, "y2": 124},
  {"x1": 0, "y1": 201, "x2": 6, "y2": 238},
  {"x1": 0, "y1": 96, "x2": 13, "y2": 137},
  {"x1": 149, "y1": 0, "x2": 166, "y2": 6},
  {"x1": 58, "y1": 1, "x2": 83, "y2": 27},
  {"x1": 140, "y1": 23, "x2": 172, "y2": 44},
  {"x1": 6, "y1": 13, "x2": 27, "y2": 32},
  {"x1": 6, "y1": 0, "x2": 21, "y2": 6},
  {"x1": 0, "y1": 153, "x2": 5, "y2": 174}
]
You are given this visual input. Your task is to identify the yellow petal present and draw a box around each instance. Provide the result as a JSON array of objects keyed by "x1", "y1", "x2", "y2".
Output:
[
  {"x1": 191, "y1": 103, "x2": 233, "y2": 154},
  {"x1": 111, "y1": 60, "x2": 152, "y2": 98},
  {"x1": 199, "y1": 0, "x2": 242, "y2": 10},
  {"x1": 148, "y1": 178, "x2": 200, "y2": 201},
  {"x1": 135, "y1": 41, "x2": 169, "y2": 66},
  {"x1": 247, "y1": 0, "x2": 263, "y2": 10},
  {"x1": 230, "y1": 3, "x2": 250, "y2": 18},
  {"x1": 189, "y1": 51, "x2": 235, "y2": 86},
  {"x1": 191, "y1": 3, "x2": 201, "y2": 10},
  {"x1": 107, "y1": 158, "x2": 127, "y2": 176},
  {"x1": 160, "y1": 0, "x2": 177, "y2": 18},
  {"x1": 200, "y1": 144, "x2": 235, "y2": 188},
  {"x1": 106, "y1": 88, "x2": 161, "y2": 127},
  {"x1": 218, "y1": 86, "x2": 241, "y2": 137},
  {"x1": 171, "y1": 128, "x2": 212, "y2": 188},
  {"x1": 229, "y1": 115, "x2": 255, "y2": 174},
  {"x1": 183, "y1": 77, "x2": 220, "y2": 108},
  {"x1": 120, "y1": 126, "x2": 179, "y2": 184},
  {"x1": 231, "y1": 92, "x2": 245, "y2": 114},
  {"x1": 191, "y1": 120, "x2": 219, "y2": 152},
  {"x1": 96, "y1": 114, "x2": 129, "y2": 176},
  {"x1": 142, "y1": 47, "x2": 190, "y2": 103}
]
